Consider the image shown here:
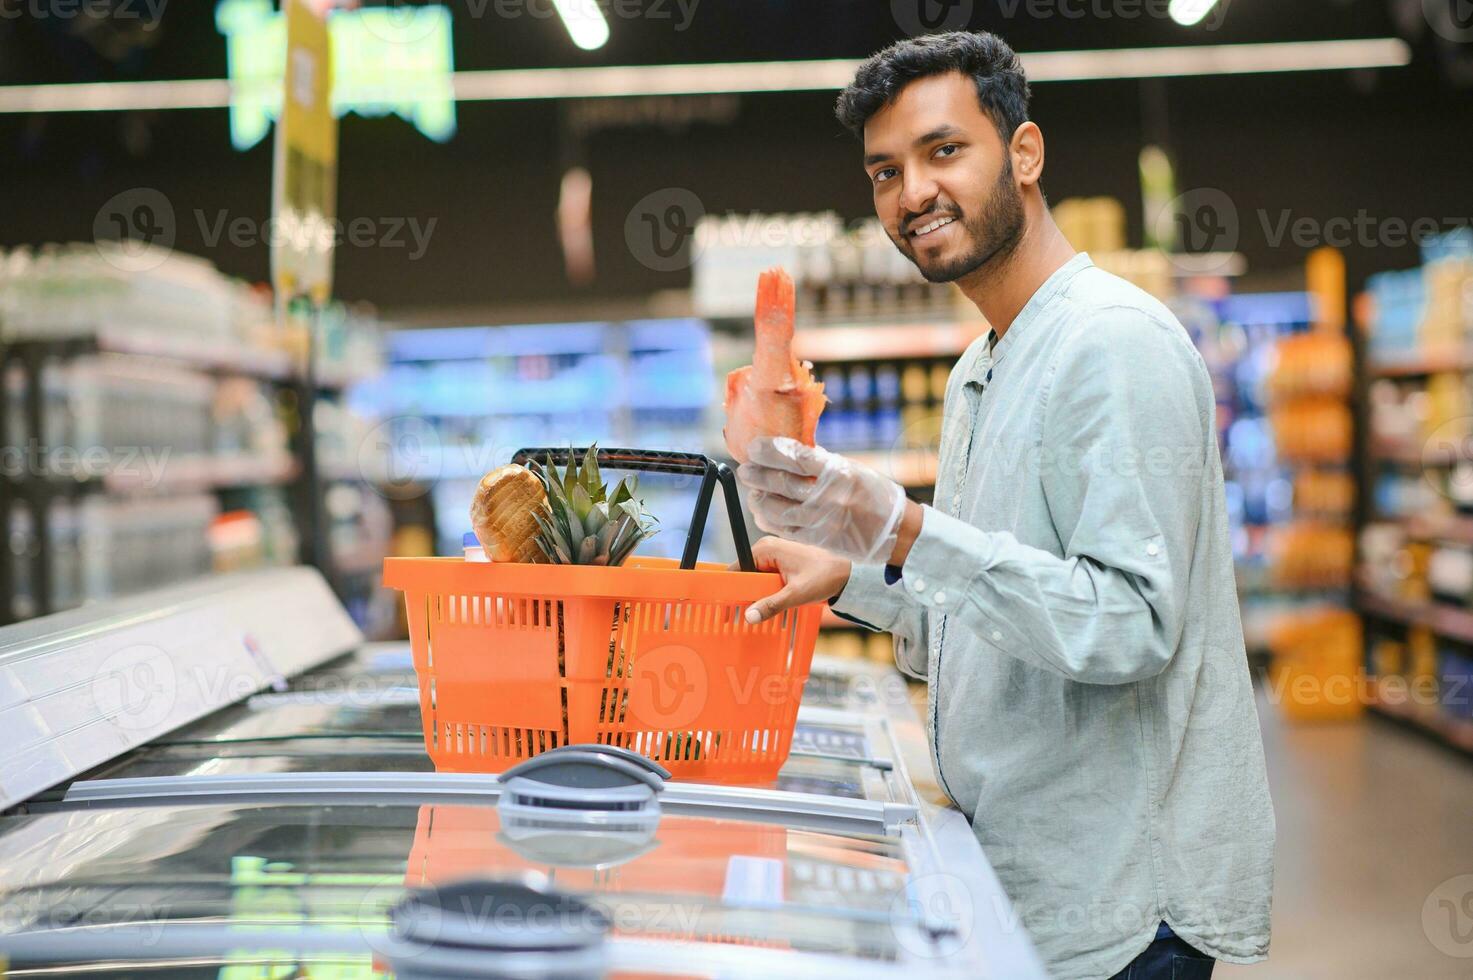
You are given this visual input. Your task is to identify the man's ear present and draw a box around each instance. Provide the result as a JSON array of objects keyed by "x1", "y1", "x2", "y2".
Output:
[{"x1": 1011, "y1": 122, "x2": 1045, "y2": 189}]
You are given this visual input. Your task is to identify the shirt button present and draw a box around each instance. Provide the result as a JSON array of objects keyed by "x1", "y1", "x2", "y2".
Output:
[
  {"x1": 1147, "y1": 543, "x2": 1160, "y2": 557},
  {"x1": 991, "y1": 629, "x2": 1003, "y2": 642},
  {"x1": 933, "y1": 591, "x2": 947, "y2": 605},
  {"x1": 912, "y1": 577, "x2": 927, "y2": 593}
]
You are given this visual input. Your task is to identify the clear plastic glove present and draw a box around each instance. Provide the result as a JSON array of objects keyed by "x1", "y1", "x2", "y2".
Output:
[{"x1": 737, "y1": 437, "x2": 907, "y2": 565}]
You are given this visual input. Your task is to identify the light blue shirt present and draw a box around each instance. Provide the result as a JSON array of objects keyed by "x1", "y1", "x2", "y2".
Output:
[{"x1": 833, "y1": 254, "x2": 1275, "y2": 979}]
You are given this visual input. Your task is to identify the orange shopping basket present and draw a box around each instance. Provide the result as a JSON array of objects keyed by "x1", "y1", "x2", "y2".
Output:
[{"x1": 383, "y1": 448, "x2": 824, "y2": 783}]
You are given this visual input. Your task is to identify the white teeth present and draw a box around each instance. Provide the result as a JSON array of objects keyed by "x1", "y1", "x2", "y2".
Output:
[{"x1": 913, "y1": 216, "x2": 956, "y2": 237}]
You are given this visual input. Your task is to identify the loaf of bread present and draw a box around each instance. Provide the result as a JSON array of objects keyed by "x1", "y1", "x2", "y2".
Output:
[{"x1": 469, "y1": 464, "x2": 547, "y2": 563}]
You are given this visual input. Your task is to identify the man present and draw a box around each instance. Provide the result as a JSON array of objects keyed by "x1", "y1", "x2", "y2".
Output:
[{"x1": 736, "y1": 31, "x2": 1275, "y2": 980}]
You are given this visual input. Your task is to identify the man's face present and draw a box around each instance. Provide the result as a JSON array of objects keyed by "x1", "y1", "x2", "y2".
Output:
[{"x1": 863, "y1": 71, "x2": 1025, "y2": 284}]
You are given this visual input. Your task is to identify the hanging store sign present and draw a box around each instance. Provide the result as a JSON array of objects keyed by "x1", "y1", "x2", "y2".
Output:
[
  {"x1": 217, "y1": 0, "x2": 457, "y2": 151},
  {"x1": 272, "y1": 0, "x2": 338, "y2": 304}
]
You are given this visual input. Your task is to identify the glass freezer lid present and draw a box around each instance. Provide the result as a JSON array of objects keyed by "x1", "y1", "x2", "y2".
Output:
[
  {"x1": 88, "y1": 739, "x2": 876, "y2": 800},
  {"x1": 0, "y1": 802, "x2": 925, "y2": 963}
]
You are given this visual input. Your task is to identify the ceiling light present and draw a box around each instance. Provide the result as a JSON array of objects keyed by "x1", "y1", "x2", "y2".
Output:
[
  {"x1": 551, "y1": 0, "x2": 610, "y2": 51},
  {"x1": 0, "y1": 39, "x2": 1412, "y2": 115},
  {"x1": 1168, "y1": 0, "x2": 1222, "y2": 27}
]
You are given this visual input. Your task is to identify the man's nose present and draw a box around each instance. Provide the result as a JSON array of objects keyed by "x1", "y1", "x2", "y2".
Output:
[{"x1": 898, "y1": 171, "x2": 939, "y2": 224}]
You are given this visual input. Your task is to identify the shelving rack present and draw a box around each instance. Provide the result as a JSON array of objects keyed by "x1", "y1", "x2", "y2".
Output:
[
  {"x1": 1353, "y1": 234, "x2": 1473, "y2": 754},
  {"x1": 0, "y1": 248, "x2": 388, "y2": 630}
]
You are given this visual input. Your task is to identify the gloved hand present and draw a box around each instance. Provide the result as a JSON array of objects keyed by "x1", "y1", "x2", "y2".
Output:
[{"x1": 737, "y1": 437, "x2": 907, "y2": 565}]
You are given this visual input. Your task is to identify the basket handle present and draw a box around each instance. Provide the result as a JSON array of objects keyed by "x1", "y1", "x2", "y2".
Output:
[{"x1": 511, "y1": 447, "x2": 756, "y2": 572}]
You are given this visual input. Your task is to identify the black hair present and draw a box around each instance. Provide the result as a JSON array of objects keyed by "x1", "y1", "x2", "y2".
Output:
[{"x1": 835, "y1": 31, "x2": 1031, "y2": 144}]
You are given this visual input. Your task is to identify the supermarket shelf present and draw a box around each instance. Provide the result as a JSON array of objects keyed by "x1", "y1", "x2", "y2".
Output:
[
  {"x1": 1356, "y1": 588, "x2": 1473, "y2": 645},
  {"x1": 1370, "y1": 437, "x2": 1456, "y2": 467},
  {"x1": 332, "y1": 547, "x2": 386, "y2": 577},
  {"x1": 1368, "y1": 694, "x2": 1473, "y2": 756},
  {"x1": 313, "y1": 366, "x2": 381, "y2": 391},
  {"x1": 95, "y1": 325, "x2": 295, "y2": 380},
  {"x1": 102, "y1": 452, "x2": 299, "y2": 493},
  {"x1": 791, "y1": 322, "x2": 988, "y2": 363},
  {"x1": 1402, "y1": 512, "x2": 1473, "y2": 546},
  {"x1": 1368, "y1": 346, "x2": 1473, "y2": 378},
  {"x1": 849, "y1": 448, "x2": 938, "y2": 488}
]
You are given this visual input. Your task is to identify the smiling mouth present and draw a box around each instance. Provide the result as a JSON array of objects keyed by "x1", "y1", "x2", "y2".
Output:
[{"x1": 909, "y1": 215, "x2": 958, "y2": 240}]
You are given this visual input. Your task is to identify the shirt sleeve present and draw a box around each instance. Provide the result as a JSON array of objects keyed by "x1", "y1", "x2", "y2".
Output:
[
  {"x1": 896, "y1": 312, "x2": 1207, "y2": 685},
  {"x1": 829, "y1": 562, "x2": 929, "y2": 680}
]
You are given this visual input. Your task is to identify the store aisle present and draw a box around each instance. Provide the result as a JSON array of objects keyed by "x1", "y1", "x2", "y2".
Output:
[{"x1": 1216, "y1": 693, "x2": 1473, "y2": 980}]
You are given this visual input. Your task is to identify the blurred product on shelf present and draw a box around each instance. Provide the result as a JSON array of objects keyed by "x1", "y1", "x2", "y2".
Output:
[
  {"x1": 1365, "y1": 230, "x2": 1473, "y2": 365},
  {"x1": 1, "y1": 242, "x2": 390, "y2": 630},
  {"x1": 215, "y1": 487, "x2": 300, "y2": 569},
  {"x1": 692, "y1": 213, "x2": 965, "y2": 323},
  {"x1": 1267, "y1": 608, "x2": 1364, "y2": 721},
  {"x1": 9, "y1": 492, "x2": 220, "y2": 620},
  {"x1": 0, "y1": 243, "x2": 288, "y2": 372},
  {"x1": 1055, "y1": 195, "x2": 1245, "y2": 300},
  {"x1": 1252, "y1": 269, "x2": 1358, "y2": 717},
  {"x1": 1265, "y1": 332, "x2": 1354, "y2": 400},
  {"x1": 1266, "y1": 523, "x2": 1354, "y2": 589},
  {"x1": 1293, "y1": 469, "x2": 1356, "y2": 519},
  {"x1": 1355, "y1": 232, "x2": 1473, "y2": 752},
  {"x1": 1267, "y1": 333, "x2": 1355, "y2": 464},
  {"x1": 1359, "y1": 522, "x2": 1431, "y2": 601},
  {"x1": 356, "y1": 319, "x2": 714, "y2": 558},
  {"x1": 1269, "y1": 398, "x2": 1354, "y2": 463},
  {"x1": 5, "y1": 355, "x2": 215, "y2": 480},
  {"x1": 1053, "y1": 197, "x2": 1128, "y2": 253},
  {"x1": 1363, "y1": 618, "x2": 1473, "y2": 751}
]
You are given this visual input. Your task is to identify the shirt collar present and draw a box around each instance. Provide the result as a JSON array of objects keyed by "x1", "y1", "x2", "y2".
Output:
[{"x1": 966, "y1": 252, "x2": 1093, "y2": 387}]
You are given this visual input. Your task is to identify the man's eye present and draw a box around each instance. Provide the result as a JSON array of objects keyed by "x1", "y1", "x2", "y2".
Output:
[
  {"x1": 935, "y1": 144, "x2": 960, "y2": 158},
  {"x1": 874, "y1": 168, "x2": 898, "y2": 184}
]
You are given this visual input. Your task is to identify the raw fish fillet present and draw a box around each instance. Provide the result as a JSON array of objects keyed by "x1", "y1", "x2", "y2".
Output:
[{"x1": 723, "y1": 268, "x2": 827, "y2": 464}]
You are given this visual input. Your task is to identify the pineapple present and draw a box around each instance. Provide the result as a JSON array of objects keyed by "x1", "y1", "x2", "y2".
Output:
[{"x1": 528, "y1": 446, "x2": 658, "y2": 566}]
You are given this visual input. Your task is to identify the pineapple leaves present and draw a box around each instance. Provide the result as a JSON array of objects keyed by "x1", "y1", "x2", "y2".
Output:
[
  {"x1": 571, "y1": 482, "x2": 594, "y2": 521},
  {"x1": 527, "y1": 442, "x2": 658, "y2": 567}
]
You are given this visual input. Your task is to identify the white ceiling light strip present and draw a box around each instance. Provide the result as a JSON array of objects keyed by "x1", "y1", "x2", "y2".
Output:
[
  {"x1": 0, "y1": 78, "x2": 233, "y2": 113},
  {"x1": 0, "y1": 39, "x2": 1411, "y2": 114},
  {"x1": 1023, "y1": 37, "x2": 1410, "y2": 82}
]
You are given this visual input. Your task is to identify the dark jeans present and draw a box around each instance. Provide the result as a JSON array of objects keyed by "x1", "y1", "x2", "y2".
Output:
[{"x1": 1109, "y1": 923, "x2": 1215, "y2": 980}]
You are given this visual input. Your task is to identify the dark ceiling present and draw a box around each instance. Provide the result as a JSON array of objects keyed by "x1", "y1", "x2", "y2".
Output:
[
  {"x1": 2, "y1": 1, "x2": 1470, "y2": 311},
  {"x1": 0, "y1": 0, "x2": 1431, "y2": 84}
]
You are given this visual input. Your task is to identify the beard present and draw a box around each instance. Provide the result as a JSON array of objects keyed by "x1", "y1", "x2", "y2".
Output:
[{"x1": 892, "y1": 157, "x2": 1025, "y2": 284}]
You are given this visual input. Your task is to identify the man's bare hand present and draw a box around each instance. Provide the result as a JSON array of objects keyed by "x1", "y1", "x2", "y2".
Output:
[{"x1": 736, "y1": 537, "x2": 852, "y2": 624}]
